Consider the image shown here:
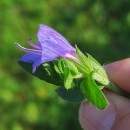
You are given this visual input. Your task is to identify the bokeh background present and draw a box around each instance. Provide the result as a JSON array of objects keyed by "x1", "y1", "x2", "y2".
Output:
[{"x1": 1, "y1": 0, "x2": 130, "y2": 130}]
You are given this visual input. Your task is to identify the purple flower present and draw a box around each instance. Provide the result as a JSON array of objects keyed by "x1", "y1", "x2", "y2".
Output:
[{"x1": 16, "y1": 24, "x2": 78, "y2": 73}]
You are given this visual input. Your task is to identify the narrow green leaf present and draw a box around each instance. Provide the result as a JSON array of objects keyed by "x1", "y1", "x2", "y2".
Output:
[
  {"x1": 80, "y1": 72, "x2": 108, "y2": 109},
  {"x1": 56, "y1": 86, "x2": 85, "y2": 102},
  {"x1": 18, "y1": 61, "x2": 63, "y2": 86}
]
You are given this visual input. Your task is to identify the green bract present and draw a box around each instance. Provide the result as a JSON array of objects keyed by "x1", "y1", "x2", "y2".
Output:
[
  {"x1": 80, "y1": 72, "x2": 108, "y2": 109},
  {"x1": 54, "y1": 58, "x2": 82, "y2": 89}
]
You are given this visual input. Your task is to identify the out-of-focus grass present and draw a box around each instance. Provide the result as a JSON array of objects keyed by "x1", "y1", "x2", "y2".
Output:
[{"x1": 0, "y1": 0, "x2": 130, "y2": 130}]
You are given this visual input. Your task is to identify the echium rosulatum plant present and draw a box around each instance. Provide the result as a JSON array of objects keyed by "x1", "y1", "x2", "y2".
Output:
[{"x1": 16, "y1": 24, "x2": 128, "y2": 110}]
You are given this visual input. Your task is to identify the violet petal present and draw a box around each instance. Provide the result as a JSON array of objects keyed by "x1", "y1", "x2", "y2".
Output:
[
  {"x1": 19, "y1": 53, "x2": 40, "y2": 63},
  {"x1": 37, "y1": 24, "x2": 75, "y2": 52}
]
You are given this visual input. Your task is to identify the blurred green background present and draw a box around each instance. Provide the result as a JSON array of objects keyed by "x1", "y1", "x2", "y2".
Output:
[{"x1": 0, "y1": 0, "x2": 130, "y2": 130}]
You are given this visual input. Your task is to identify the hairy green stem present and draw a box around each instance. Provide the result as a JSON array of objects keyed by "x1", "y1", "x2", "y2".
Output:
[{"x1": 106, "y1": 82, "x2": 130, "y2": 98}]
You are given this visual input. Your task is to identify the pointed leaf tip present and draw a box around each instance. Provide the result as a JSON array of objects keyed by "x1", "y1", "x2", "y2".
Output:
[{"x1": 80, "y1": 72, "x2": 108, "y2": 109}]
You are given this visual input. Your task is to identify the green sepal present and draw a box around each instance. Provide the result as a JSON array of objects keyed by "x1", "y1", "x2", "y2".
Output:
[
  {"x1": 54, "y1": 58, "x2": 82, "y2": 89},
  {"x1": 56, "y1": 85, "x2": 85, "y2": 103},
  {"x1": 87, "y1": 54, "x2": 109, "y2": 86},
  {"x1": 53, "y1": 60, "x2": 65, "y2": 79},
  {"x1": 69, "y1": 58, "x2": 87, "y2": 76},
  {"x1": 63, "y1": 67, "x2": 75, "y2": 89},
  {"x1": 87, "y1": 54, "x2": 108, "y2": 79},
  {"x1": 76, "y1": 47, "x2": 93, "y2": 73},
  {"x1": 75, "y1": 48, "x2": 109, "y2": 86},
  {"x1": 18, "y1": 61, "x2": 63, "y2": 86},
  {"x1": 80, "y1": 72, "x2": 108, "y2": 110},
  {"x1": 92, "y1": 72, "x2": 109, "y2": 86},
  {"x1": 62, "y1": 57, "x2": 79, "y2": 76}
]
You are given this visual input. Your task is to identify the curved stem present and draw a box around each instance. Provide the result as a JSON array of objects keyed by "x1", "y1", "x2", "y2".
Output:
[{"x1": 106, "y1": 81, "x2": 130, "y2": 98}]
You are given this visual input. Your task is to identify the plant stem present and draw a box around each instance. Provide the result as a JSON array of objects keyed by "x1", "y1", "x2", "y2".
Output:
[{"x1": 106, "y1": 81, "x2": 130, "y2": 98}]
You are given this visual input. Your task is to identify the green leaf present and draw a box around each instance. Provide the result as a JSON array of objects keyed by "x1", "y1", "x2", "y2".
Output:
[
  {"x1": 56, "y1": 86, "x2": 85, "y2": 103},
  {"x1": 80, "y1": 72, "x2": 108, "y2": 109},
  {"x1": 18, "y1": 61, "x2": 63, "y2": 86}
]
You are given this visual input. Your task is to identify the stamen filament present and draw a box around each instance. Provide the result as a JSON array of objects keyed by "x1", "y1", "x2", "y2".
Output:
[
  {"x1": 15, "y1": 43, "x2": 41, "y2": 55},
  {"x1": 28, "y1": 40, "x2": 40, "y2": 49}
]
